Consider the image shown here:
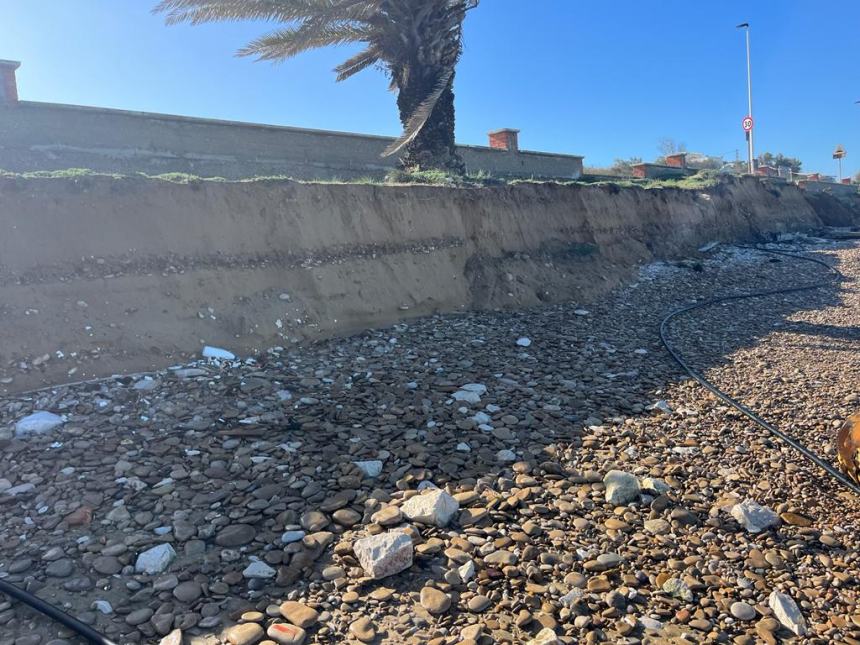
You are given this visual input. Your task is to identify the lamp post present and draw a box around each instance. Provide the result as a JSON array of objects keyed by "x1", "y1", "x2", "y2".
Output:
[{"x1": 737, "y1": 23, "x2": 754, "y2": 174}]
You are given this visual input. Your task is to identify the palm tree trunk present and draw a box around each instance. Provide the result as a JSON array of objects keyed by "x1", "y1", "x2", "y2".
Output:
[{"x1": 396, "y1": 70, "x2": 465, "y2": 174}]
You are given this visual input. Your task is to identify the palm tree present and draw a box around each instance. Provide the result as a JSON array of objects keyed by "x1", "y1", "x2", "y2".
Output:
[{"x1": 154, "y1": 0, "x2": 479, "y2": 173}]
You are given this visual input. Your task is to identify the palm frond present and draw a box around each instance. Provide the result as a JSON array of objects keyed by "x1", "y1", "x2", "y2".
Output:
[
  {"x1": 383, "y1": 67, "x2": 453, "y2": 157},
  {"x1": 154, "y1": 0, "x2": 379, "y2": 26},
  {"x1": 334, "y1": 45, "x2": 381, "y2": 81},
  {"x1": 238, "y1": 21, "x2": 370, "y2": 60}
]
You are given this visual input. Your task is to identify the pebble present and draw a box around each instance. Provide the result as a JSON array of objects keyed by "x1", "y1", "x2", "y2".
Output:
[
  {"x1": 225, "y1": 623, "x2": 265, "y2": 645},
  {"x1": 420, "y1": 586, "x2": 452, "y2": 614},
  {"x1": 349, "y1": 616, "x2": 376, "y2": 642},
  {"x1": 731, "y1": 601, "x2": 756, "y2": 621},
  {"x1": 279, "y1": 601, "x2": 319, "y2": 628}
]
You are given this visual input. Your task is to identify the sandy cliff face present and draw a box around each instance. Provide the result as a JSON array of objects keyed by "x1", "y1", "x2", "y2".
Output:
[{"x1": 0, "y1": 174, "x2": 853, "y2": 392}]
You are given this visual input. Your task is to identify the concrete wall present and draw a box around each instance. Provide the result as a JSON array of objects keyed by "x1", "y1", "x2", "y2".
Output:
[
  {"x1": 0, "y1": 173, "x2": 845, "y2": 394},
  {"x1": 0, "y1": 102, "x2": 584, "y2": 180},
  {"x1": 798, "y1": 180, "x2": 859, "y2": 201}
]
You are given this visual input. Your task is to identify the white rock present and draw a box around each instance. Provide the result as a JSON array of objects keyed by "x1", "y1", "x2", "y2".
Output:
[
  {"x1": 135, "y1": 544, "x2": 176, "y2": 575},
  {"x1": 560, "y1": 588, "x2": 585, "y2": 607},
  {"x1": 416, "y1": 480, "x2": 438, "y2": 491},
  {"x1": 527, "y1": 628, "x2": 560, "y2": 645},
  {"x1": 92, "y1": 600, "x2": 113, "y2": 615},
  {"x1": 133, "y1": 378, "x2": 159, "y2": 391},
  {"x1": 456, "y1": 442, "x2": 471, "y2": 453},
  {"x1": 452, "y1": 390, "x2": 481, "y2": 404},
  {"x1": 401, "y1": 488, "x2": 459, "y2": 527},
  {"x1": 202, "y1": 346, "x2": 235, "y2": 360},
  {"x1": 0, "y1": 478, "x2": 10, "y2": 492},
  {"x1": 603, "y1": 470, "x2": 640, "y2": 504},
  {"x1": 353, "y1": 532, "x2": 413, "y2": 579},
  {"x1": 516, "y1": 337, "x2": 532, "y2": 347},
  {"x1": 458, "y1": 559, "x2": 475, "y2": 583},
  {"x1": 159, "y1": 629, "x2": 184, "y2": 645},
  {"x1": 243, "y1": 560, "x2": 276, "y2": 579},
  {"x1": 460, "y1": 383, "x2": 487, "y2": 394},
  {"x1": 648, "y1": 400, "x2": 673, "y2": 415},
  {"x1": 640, "y1": 477, "x2": 671, "y2": 494},
  {"x1": 173, "y1": 368, "x2": 207, "y2": 379},
  {"x1": 472, "y1": 411, "x2": 491, "y2": 424},
  {"x1": 731, "y1": 499, "x2": 780, "y2": 533},
  {"x1": 639, "y1": 617, "x2": 663, "y2": 630},
  {"x1": 662, "y1": 577, "x2": 693, "y2": 601},
  {"x1": 574, "y1": 309, "x2": 590, "y2": 316},
  {"x1": 353, "y1": 460, "x2": 383, "y2": 478},
  {"x1": 768, "y1": 591, "x2": 807, "y2": 636},
  {"x1": 15, "y1": 411, "x2": 64, "y2": 437},
  {"x1": 497, "y1": 449, "x2": 517, "y2": 463}
]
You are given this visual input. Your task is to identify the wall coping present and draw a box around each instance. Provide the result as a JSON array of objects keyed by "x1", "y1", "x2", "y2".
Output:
[{"x1": 12, "y1": 101, "x2": 585, "y2": 161}]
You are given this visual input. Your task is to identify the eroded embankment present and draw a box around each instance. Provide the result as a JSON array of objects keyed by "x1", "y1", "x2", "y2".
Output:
[{"x1": 0, "y1": 174, "x2": 855, "y2": 392}]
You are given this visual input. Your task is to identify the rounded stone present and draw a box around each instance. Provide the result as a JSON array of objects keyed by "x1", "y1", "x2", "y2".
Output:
[
  {"x1": 279, "y1": 601, "x2": 319, "y2": 628},
  {"x1": 92, "y1": 556, "x2": 123, "y2": 575},
  {"x1": 731, "y1": 601, "x2": 756, "y2": 621},
  {"x1": 173, "y1": 581, "x2": 203, "y2": 603},
  {"x1": 267, "y1": 622, "x2": 307, "y2": 645},
  {"x1": 225, "y1": 623, "x2": 265, "y2": 645},
  {"x1": 349, "y1": 617, "x2": 377, "y2": 642},
  {"x1": 420, "y1": 586, "x2": 452, "y2": 615},
  {"x1": 467, "y1": 595, "x2": 491, "y2": 612}
]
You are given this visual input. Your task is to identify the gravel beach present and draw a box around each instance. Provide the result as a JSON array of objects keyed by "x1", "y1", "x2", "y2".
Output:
[{"x1": 1, "y1": 238, "x2": 858, "y2": 645}]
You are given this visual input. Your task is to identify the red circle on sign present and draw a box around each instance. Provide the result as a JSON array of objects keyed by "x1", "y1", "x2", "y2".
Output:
[{"x1": 742, "y1": 116, "x2": 754, "y2": 132}]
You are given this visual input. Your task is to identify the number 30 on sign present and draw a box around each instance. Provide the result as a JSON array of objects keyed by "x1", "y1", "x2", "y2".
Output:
[{"x1": 742, "y1": 116, "x2": 754, "y2": 132}]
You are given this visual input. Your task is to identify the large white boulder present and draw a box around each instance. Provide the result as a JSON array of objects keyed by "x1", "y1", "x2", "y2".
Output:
[
  {"x1": 401, "y1": 488, "x2": 459, "y2": 527},
  {"x1": 353, "y1": 532, "x2": 413, "y2": 579},
  {"x1": 15, "y1": 411, "x2": 64, "y2": 438}
]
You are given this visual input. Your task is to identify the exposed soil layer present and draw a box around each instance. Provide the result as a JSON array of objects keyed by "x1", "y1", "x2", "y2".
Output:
[{"x1": 1, "y1": 174, "x2": 854, "y2": 394}]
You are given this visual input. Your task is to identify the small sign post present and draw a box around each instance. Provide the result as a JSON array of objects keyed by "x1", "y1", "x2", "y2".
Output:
[
  {"x1": 833, "y1": 144, "x2": 847, "y2": 182},
  {"x1": 742, "y1": 117, "x2": 754, "y2": 173}
]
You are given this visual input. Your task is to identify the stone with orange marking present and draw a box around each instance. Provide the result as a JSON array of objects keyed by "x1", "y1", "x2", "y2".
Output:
[{"x1": 266, "y1": 621, "x2": 307, "y2": 645}]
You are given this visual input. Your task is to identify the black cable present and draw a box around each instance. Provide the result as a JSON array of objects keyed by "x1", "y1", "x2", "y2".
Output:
[
  {"x1": 0, "y1": 579, "x2": 118, "y2": 645},
  {"x1": 659, "y1": 243, "x2": 860, "y2": 496}
]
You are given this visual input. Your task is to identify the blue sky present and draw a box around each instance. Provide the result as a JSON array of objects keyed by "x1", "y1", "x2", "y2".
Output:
[{"x1": 1, "y1": 1, "x2": 858, "y2": 176}]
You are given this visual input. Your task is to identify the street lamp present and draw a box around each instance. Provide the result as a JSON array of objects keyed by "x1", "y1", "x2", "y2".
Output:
[{"x1": 737, "y1": 22, "x2": 754, "y2": 174}]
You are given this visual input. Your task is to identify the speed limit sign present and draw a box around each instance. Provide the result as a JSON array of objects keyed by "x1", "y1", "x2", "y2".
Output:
[{"x1": 742, "y1": 116, "x2": 754, "y2": 132}]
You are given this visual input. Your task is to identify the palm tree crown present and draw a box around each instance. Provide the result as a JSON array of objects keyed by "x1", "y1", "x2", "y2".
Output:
[{"x1": 154, "y1": 0, "x2": 479, "y2": 172}]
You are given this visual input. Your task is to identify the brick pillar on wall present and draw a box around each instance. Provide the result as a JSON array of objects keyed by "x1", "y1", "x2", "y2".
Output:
[
  {"x1": 488, "y1": 129, "x2": 520, "y2": 152},
  {"x1": 664, "y1": 153, "x2": 687, "y2": 168},
  {"x1": 0, "y1": 60, "x2": 21, "y2": 106}
]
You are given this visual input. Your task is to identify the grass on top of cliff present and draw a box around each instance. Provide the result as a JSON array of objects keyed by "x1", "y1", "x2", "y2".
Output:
[{"x1": 0, "y1": 167, "x2": 725, "y2": 191}]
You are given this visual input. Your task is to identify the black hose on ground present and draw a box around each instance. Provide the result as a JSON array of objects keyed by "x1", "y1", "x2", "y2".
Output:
[
  {"x1": 0, "y1": 579, "x2": 118, "y2": 644},
  {"x1": 659, "y1": 244, "x2": 860, "y2": 496}
]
